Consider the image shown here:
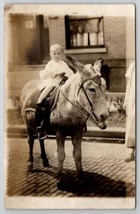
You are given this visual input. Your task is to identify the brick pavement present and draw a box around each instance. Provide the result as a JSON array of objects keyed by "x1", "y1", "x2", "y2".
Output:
[{"x1": 6, "y1": 138, "x2": 135, "y2": 199}]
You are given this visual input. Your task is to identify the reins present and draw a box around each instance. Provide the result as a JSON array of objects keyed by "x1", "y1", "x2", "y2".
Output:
[
  {"x1": 79, "y1": 82, "x2": 99, "y2": 123},
  {"x1": 59, "y1": 76, "x2": 102, "y2": 124},
  {"x1": 59, "y1": 87, "x2": 90, "y2": 119}
]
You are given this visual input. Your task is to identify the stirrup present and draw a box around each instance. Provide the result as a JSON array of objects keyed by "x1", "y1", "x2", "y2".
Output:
[
  {"x1": 38, "y1": 133, "x2": 48, "y2": 140},
  {"x1": 37, "y1": 126, "x2": 48, "y2": 140},
  {"x1": 37, "y1": 131, "x2": 48, "y2": 140}
]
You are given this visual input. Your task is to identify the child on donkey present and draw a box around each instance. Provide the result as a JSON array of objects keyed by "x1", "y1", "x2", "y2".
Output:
[{"x1": 36, "y1": 44, "x2": 73, "y2": 140}]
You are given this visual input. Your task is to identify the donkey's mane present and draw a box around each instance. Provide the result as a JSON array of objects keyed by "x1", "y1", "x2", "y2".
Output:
[{"x1": 61, "y1": 72, "x2": 80, "y2": 90}]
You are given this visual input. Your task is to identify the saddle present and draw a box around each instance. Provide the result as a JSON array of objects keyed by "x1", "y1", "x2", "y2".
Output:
[
  {"x1": 24, "y1": 76, "x2": 67, "y2": 112},
  {"x1": 47, "y1": 86, "x2": 60, "y2": 112},
  {"x1": 44, "y1": 76, "x2": 68, "y2": 110},
  {"x1": 24, "y1": 77, "x2": 68, "y2": 132}
]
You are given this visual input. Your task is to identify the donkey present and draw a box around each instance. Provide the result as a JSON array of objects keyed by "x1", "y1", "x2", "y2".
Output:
[{"x1": 20, "y1": 57, "x2": 109, "y2": 182}]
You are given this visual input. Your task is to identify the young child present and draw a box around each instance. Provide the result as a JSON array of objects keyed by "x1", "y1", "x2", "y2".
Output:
[
  {"x1": 36, "y1": 44, "x2": 73, "y2": 139},
  {"x1": 37, "y1": 44, "x2": 73, "y2": 105}
]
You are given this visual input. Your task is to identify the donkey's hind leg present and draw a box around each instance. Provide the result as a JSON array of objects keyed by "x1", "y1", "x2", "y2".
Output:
[
  {"x1": 27, "y1": 135, "x2": 34, "y2": 163},
  {"x1": 39, "y1": 139, "x2": 50, "y2": 167},
  {"x1": 27, "y1": 133, "x2": 34, "y2": 172}
]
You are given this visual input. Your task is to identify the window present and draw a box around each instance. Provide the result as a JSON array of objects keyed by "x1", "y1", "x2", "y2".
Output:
[{"x1": 65, "y1": 16, "x2": 105, "y2": 49}]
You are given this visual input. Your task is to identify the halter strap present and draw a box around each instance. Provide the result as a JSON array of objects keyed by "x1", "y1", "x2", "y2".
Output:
[{"x1": 81, "y1": 75, "x2": 102, "y2": 86}]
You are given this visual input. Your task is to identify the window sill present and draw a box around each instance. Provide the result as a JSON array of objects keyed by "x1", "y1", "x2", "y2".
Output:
[{"x1": 64, "y1": 47, "x2": 107, "y2": 54}]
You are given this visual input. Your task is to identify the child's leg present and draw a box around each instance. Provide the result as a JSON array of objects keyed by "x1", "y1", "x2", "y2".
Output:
[
  {"x1": 37, "y1": 85, "x2": 55, "y2": 104},
  {"x1": 35, "y1": 105, "x2": 48, "y2": 140}
]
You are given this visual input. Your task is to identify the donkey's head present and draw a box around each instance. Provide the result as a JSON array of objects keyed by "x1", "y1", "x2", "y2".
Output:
[{"x1": 66, "y1": 56, "x2": 109, "y2": 129}]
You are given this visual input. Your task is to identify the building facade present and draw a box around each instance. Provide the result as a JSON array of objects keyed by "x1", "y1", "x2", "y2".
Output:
[{"x1": 7, "y1": 13, "x2": 135, "y2": 97}]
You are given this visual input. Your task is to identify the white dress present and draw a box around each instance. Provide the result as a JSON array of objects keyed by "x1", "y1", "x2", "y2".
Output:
[
  {"x1": 38, "y1": 60, "x2": 73, "y2": 90},
  {"x1": 124, "y1": 62, "x2": 135, "y2": 148}
]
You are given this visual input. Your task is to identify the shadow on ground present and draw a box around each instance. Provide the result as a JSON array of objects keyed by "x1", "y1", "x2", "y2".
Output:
[
  {"x1": 13, "y1": 164, "x2": 134, "y2": 197},
  {"x1": 56, "y1": 170, "x2": 127, "y2": 197}
]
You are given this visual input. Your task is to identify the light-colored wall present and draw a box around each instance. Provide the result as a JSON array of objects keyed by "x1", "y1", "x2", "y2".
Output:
[
  {"x1": 126, "y1": 17, "x2": 135, "y2": 66},
  {"x1": 49, "y1": 16, "x2": 66, "y2": 48},
  {"x1": 104, "y1": 16, "x2": 126, "y2": 59}
]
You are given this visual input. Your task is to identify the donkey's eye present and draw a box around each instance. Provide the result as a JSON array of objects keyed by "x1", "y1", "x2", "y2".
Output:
[{"x1": 88, "y1": 88, "x2": 96, "y2": 93}]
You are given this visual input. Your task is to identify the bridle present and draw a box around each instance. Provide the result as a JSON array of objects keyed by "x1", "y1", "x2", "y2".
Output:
[{"x1": 60, "y1": 75, "x2": 103, "y2": 125}]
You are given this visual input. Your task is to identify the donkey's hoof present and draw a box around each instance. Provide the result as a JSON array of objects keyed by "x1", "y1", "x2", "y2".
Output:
[
  {"x1": 57, "y1": 174, "x2": 65, "y2": 189},
  {"x1": 28, "y1": 163, "x2": 33, "y2": 172},
  {"x1": 78, "y1": 172, "x2": 86, "y2": 184},
  {"x1": 28, "y1": 157, "x2": 34, "y2": 163},
  {"x1": 57, "y1": 173, "x2": 64, "y2": 183},
  {"x1": 57, "y1": 181, "x2": 65, "y2": 189},
  {"x1": 42, "y1": 159, "x2": 50, "y2": 167},
  {"x1": 78, "y1": 177, "x2": 86, "y2": 184}
]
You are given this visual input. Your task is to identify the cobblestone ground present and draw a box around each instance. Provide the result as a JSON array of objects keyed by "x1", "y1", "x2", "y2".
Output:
[{"x1": 6, "y1": 138, "x2": 135, "y2": 198}]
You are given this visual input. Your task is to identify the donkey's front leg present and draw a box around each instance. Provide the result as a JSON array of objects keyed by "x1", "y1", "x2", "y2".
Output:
[
  {"x1": 56, "y1": 130, "x2": 66, "y2": 182},
  {"x1": 72, "y1": 131, "x2": 84, "y2": 181}
]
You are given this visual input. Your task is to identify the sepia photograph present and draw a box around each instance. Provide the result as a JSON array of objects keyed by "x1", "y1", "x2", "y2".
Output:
[{"x1": 4, "y1": 4, "x2": 135, "y2": 209}]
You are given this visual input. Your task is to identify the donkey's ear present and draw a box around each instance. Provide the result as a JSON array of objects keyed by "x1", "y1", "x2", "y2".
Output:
[
  {"x1": 66, "y1": 55, "x2": 75, "y2": 64},
  {"x1": 94, "y1": 57, "x2": 104, "y2": 65},
  {"x1": 66, "y1": 55, "x2": 84, "y2": 71},
  {"x1": 64, "y1": 56, "x2": 77, "y2": 73}
]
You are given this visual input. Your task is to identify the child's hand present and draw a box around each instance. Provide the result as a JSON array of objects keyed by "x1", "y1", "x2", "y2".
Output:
[
  {"x1": 55, "y1": 72, "x2": 65, "y2": 77},
  {"x1": 60, "y1": 72, "x2": 66, "y2": 77}
]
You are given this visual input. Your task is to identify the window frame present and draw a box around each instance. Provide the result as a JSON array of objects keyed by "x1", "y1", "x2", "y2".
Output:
[{"x1": 65, "y1": 15, "x2": 105, "y2": 50}]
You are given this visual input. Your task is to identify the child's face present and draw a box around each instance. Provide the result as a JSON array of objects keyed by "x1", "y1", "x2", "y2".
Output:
[{"x1": 50, "y1": 48, "x2": 63, "y2": 62}]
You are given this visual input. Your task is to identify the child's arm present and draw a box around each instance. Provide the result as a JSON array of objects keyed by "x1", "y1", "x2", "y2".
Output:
[{"x1": 39, "y1": 61, "x2": 55, "y2": 80}]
